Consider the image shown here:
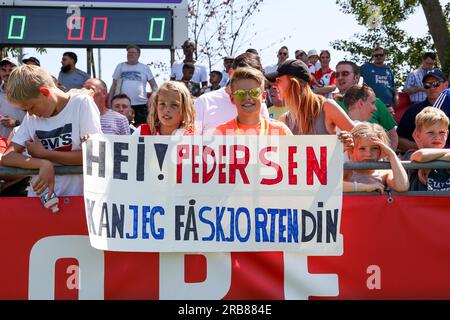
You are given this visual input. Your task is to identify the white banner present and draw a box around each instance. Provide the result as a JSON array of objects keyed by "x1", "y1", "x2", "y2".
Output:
[{"x1": 82, "y1": 134, "x2": 343, "y2": 253}]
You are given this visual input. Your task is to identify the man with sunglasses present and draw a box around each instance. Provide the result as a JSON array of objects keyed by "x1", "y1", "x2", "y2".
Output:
[
  {"x1": 397, "y1": 68, "x2": 449, "y2": 151},
  {"x1": 264, "y1": 46, "x2": 289, "y2": 74},
  {"x1": 170, "y1": 39, "x2": 208, "y2": 90},
  {"x1": 360, "y1": 47, "x2": 398, "y2": 115},
  {"x1": 295, "y1": 50, "x2": 308, "y2": 64},
  {"x1": 334, "y1": 60, "x2": 398, "y2": 150}
]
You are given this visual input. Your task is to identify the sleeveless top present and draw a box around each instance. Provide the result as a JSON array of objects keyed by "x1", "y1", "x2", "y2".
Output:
[
  {"x1": 284, "y1": 108, "x2": 328, "y2": 134},
  {"x1": 348, "y1": 170, "x2": 384, "y2": 185}
]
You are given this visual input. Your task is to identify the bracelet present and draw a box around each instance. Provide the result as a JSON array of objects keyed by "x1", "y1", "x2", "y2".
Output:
[{"x1": 354, "y1": 181, "x2": 358, "y2": 192}]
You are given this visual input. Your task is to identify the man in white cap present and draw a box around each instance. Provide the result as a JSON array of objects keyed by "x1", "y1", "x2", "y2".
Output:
[
  {"x1": 220, "y1": 56, "x2": 234, "y2": 88},
  {"x1": 0, "y1": 57, "x2": 25, "y2": 139},
  {"x1": 307, "y1": 49, "x2": 321, "y2": 74}
]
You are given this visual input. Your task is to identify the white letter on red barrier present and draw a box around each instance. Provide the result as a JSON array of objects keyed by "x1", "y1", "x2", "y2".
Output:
[
  {"x1": 28, "y1": 236, "x2": 104, "y2": 300},
  {"x1": 159, "y1": 253, "x2": 231, "y2": 300},
  {"x1": 283, "y1": 253, "x2": 339, "y2": 299},
  {"x1": 366, "y1": 265, "x2": 381, "y2": 290}
]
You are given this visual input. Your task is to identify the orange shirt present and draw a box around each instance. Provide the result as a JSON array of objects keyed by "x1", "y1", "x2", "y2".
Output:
[{"x1": 215, "y1": 117, "x2": 292, "y2": 135}]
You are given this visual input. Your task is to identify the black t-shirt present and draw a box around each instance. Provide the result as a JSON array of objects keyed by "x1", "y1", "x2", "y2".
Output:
[
  {"x1": 403, "y1": 150, "x2": 427, "y2": 191},
  {"x1": 396, "y1": 99, "x2": 431, "y2": 142},
  {"x1": 404, "y1": 150, "x2": 450, "y2": 191}
]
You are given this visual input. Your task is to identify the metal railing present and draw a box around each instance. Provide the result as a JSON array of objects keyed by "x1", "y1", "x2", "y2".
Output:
[
  {"x1": 1, "y1": 162, "x2": 450, "y2": 197},
  {"x1": 1, "y1": 161, "x2": 450, "y2": 176}
]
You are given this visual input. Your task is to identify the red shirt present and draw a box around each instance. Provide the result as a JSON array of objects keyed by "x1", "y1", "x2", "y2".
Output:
[
  {"x1": 0, "y1": 135, "x2": 7, "y2": 155},
  {"x1": 138, "y1": 123, "x2": 194, "y2": 135},
  {"x1": 314, "y1": 67, "x2": 336, "y2": 86}
]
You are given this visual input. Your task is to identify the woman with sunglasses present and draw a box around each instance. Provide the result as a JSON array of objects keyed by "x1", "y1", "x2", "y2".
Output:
[{"x1": 265, "y1": 59, "x2": 354, "y2": 135}]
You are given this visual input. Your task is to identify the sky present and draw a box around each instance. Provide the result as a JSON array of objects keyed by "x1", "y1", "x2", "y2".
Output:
[{"x1": 18, "y1": 0, "x2": 448, "y2": 89}]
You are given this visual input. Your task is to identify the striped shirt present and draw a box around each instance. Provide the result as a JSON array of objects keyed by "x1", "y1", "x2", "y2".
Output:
[
  {"x1": 404, "y1": 68, "x2": 427, "y2": 104},
  {"x1": 100, "y1": 110, "x2": 130, "y2": 135}
]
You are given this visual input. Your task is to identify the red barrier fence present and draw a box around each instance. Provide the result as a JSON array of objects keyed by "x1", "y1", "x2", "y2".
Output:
[{"x1": 1, "y1": 194, "x2": 449, "y2": 300}]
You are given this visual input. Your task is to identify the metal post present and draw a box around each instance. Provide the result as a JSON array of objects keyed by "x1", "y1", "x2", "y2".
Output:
[
  {"x1": 98, "y1": 48, "x2": 102, "y2": 80},
  {"x1": 170, "y1": 48, "x2": 175, "y2": 66},
  {"x1": 90, "y1": 49, "x2": 96, "y2": 78},
  {"x1": 86, "y1": 48, "x2": 92, "y2": 77}
]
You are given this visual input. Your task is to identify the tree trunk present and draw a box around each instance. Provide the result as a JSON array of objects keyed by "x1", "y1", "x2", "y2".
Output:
[{"x1": 419, "y1": 0, "x2": 449, "y2": 67}]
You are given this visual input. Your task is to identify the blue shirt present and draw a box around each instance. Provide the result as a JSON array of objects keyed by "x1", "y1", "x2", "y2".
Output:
[
  {"x1": 58, "y1": 68, "x2": 90, "y2": 90},
  {"x1": 360, "y1": 63, "x2": 395, "y2": 106},
  {"x1": 433, "y1": 89, "x2": 450, "y2": 147}
]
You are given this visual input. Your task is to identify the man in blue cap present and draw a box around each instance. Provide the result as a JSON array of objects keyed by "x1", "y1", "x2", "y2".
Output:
[{"x1": 397, "y1": 68, "x2": 449, "y2": 150}]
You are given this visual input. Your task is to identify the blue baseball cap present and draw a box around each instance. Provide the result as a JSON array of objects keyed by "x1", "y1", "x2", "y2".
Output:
[{"x1": 423, "y1": 68, "x2": 446, "y2": 83}]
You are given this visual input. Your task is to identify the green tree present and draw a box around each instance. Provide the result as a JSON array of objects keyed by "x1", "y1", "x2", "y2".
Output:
[
  {"x1": 188, "y1": 0, "x2": 264, "y2": 71},
  {"x1": 332, "y1": 0, "x2": 450, "y2": 85}
]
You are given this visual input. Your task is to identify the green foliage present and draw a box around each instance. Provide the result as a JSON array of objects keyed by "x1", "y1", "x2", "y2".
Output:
[
  {"x1": 188, "y1": 0, "x2": 263, "y2": 69},
  {"x1": 443, "y1": 2, "x2": 450, "y2": 78},
  {"x1": 2, "y1": 47, "x2": 47, "y2": 60},
  {"x1": 332, "y1": 0, "x2": 437, "y2": 86}
]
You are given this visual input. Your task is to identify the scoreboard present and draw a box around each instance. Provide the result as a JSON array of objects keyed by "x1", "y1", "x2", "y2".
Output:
[
  {"x1": 0, "y1": 1, "x2": 188, "y2": 48},
  {"x1": 0, "y1": 7, "x2": 173, "y2": 48}
]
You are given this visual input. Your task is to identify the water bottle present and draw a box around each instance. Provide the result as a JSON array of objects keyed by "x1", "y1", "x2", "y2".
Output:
[{"x1": 40, "y1": 191, "x2": 59, "y2": 213}]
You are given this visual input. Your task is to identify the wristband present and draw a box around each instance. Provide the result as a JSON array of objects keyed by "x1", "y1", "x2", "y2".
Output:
[{"x1": 354, "y1": 181, "x2": 358, "y2": 192}]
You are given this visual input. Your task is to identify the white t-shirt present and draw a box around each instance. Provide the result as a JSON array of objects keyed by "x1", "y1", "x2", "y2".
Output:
[
  {"x1": 219, "y1": 70, "x2": 229, "y2": 88},
  {"x1": 171, "y1": 60, "x2": 208, "y2": 84},
  {"x1": 112, "y1": 62, "x2": 155, "y2": 105},
  {"x1": 0, "y1": 88, "x2": 26, "y2": 138},
  {"x1": 194, "y1": 87, "x2": 270, "y2": 135},
  {"x1": 263, "y1": 64, "x2": 278, "y2": 74},
  {"x1": 12, "y1": 94, "x2": 102, "y2": 196},
  {"x1": 308, "y1": 61, "x2": 322, "y2": 74}
]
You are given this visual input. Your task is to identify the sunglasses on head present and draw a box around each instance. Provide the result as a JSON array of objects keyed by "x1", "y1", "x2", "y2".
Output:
[
  {"x1": 373, "y1": 54, "x2": 384, "y2": 58},
  {"x1": 335, "y1": 71, "x2": 351, "y2": 78},
  {"x1": 233, "y1": 88, "x2": 262, "y2": 101},
  {"x1": 423, "y1": 80, "x2": 443, "y2": 89}
]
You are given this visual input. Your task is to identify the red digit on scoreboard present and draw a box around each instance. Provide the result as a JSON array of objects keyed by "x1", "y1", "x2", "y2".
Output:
[
  {"x1": 91, "y1": 17, "x2": 108, "y2": 41},
  {"x1": 68, "y1": 16, "x2": 85, "y2": 41}
]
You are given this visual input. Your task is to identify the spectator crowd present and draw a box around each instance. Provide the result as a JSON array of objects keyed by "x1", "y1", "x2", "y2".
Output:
[{"x1": 0, "y1": 41, "x2": 449, "y2": 197}]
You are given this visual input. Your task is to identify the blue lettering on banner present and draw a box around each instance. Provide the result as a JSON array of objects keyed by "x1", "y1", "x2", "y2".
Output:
[
  {"x1": 88, "y1": 201, "x2": 338, "y2": 245},
  {"x1": 255, "y1": 208, "x2": 269, "y2": 242},
  {"x1": 199, "y1": 206, "x2": 214, "y2": 241}
]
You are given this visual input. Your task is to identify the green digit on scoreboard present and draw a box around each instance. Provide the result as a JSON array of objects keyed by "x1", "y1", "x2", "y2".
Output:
[
  {"x1": 8, "y1": 15, "x2": 26, "y2": 40},
  {"x1": 148, "y1": 18, "x2": 166, "y2": 41}
]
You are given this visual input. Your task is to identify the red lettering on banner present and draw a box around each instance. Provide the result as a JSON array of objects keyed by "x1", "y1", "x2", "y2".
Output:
[
  {"x1": 192, "y1": 145, "x2": 200, "y2": 183},
  {"x1": 229, "y1": 145, "x2": 250, "y2": 184},
  {"x1": 202, "y1": 146, "x2": 216, "y2": 184},
  {"x1": 218, "y1": 145, "x2": 227, "y2": 184},
  {"x1": 288, "y1": 146, "x2": 298, "y2": 185},
  {"x1": 306, "y1": 146, "x2": 327, "y2": 185},
  {"x1": 259, "y1": 147, "x2": 283, "y2": 185},
  {"x1": 176, "y1": 145, "x2": 189, "y2": 183}
]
